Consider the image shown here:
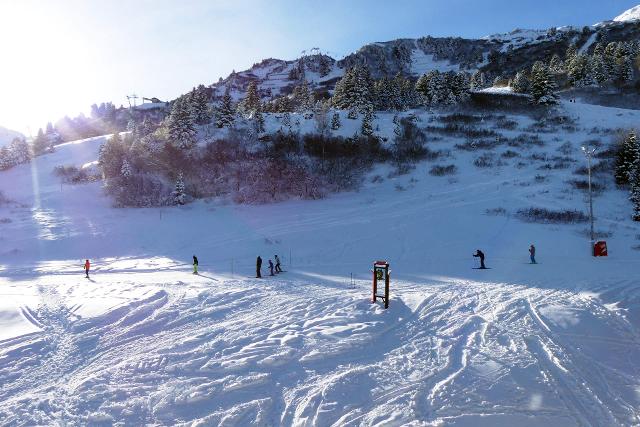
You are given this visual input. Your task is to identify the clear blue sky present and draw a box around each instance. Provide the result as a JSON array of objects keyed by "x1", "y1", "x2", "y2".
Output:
[{"x1": 1, "y1": 0, "x2": 638, "y2": 134}]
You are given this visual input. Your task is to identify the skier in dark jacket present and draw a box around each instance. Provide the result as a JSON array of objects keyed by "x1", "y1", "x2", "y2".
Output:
[
  {"x1": 268, "y1": 259, "x2": 275, "y2": 276},
  {"x1": 193, "y1": 255, "x2": 199, "y2": 274},
  {"x1": 529, "y1": 244, "x2": 536, "y2": 264},
  {"x1": 275, "y1": 255, "x2": 282, "y2": 273},
  {"x1": 473, "y1": 250, "x2": 486, "y2": 269},
  {"x1": 256, "y1": 256, "x2": 262, "y2": 278}
]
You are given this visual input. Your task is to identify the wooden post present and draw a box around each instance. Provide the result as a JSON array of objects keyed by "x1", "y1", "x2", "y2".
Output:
[
  {"x1": 384, "y1": 266, "x2": 390, "y2": 309},
  {"x1": 372, "y1": 269, "x2": 377, "y2": 303}
]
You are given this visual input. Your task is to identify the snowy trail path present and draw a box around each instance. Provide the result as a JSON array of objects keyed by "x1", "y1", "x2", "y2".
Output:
[{"x1": 0, "y1": 266, "x2": 638, "y2": 426}]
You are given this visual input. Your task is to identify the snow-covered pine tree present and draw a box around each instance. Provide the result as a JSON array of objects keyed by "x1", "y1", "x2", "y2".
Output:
[
  {"x1": 567, "y1": 54, "x2": 593, "y2": 87},
  {"x1": 604, "y1": 42, "x2": 619, "y2": 80},
  {"x1": 319, "y1": 55, "x2": 331, "y2": 77},
  {"x1": 330, "y1": 112, "x2": 341, "y2": 130},
  {"x1": 590, "y1": 49, "x2": 607, "y2": 86},
  {"x1": 347, "y1": 107, "x2": 358, "y2": 120},
  {"x1": 530, "y1": 61, "x2": 558, "y2": 104},
  {"x1": 361, "y1": 107, "x2": 374, "y2": 136},
  {"x1": 168, "y1": 97, "x2": 197, "y2": 150},
  {"x1": 242, "y1": 81, "x2": 261, "y2": 113},
  {"x1": 216, "y1": 88, "x2": 236, "y2": 128},
  {"x1": 192, "y1": 85, "x2": 212, "y2": 125},
  {"x1": 173, "y1": 172, "x2": 186, "y2": 205},
  {"x1": 511, "y1": 71, "x2": 529, "y2": 93},
  {"x1": 253, "y1": 109, "x2": 265, "y2": 134},
  {"x1": 415, "y1": 73, "x2": 430, "y2": 104},
  {"x1": 619, "y1": 55, "x2": 634, "y2": 83},
  {"x1": 549, "y1": 53, "x2": 564, "y2": 73},
  {"x1": 292, "y1": 81, "x2": 314, "y2": 112},
  {"x1": 120, "y1": 159, "x2": 133, "y2": 179},
  {"x1": 374, "y1": 77, "x2": 392, "y2": 111},
  {"x1": 390, "y1": 74, "x2": 404, "y2": 110},
  {"x1": 398, "y1": 74, "x2": 418, "y2": 109},
  {"x1": 331, "y1": 65, "x2": 374, "y2": 113},
  {"x1": 32, "y1": 128, "x2": 50, "y2": 155},
  {"x1": 565, "y1": 44, "x2": 578, "y2": 65},
  {"x1": 139, "y1": 116, "x2": 154, "y2": 138},
  {"x1": 427, "y1": 71, "x2": 446, "y2": 105},
  {"x1": 615, "y1": 130, "x2": 640, "y2": 186}
]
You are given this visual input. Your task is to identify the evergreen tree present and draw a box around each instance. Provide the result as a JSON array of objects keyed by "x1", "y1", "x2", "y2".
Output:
[
  {"x1": 615, "y1": 130, "x2": 640, "y2": 186},
  {"x1": 469, "y1": 70, "x2": 487, "y2": 90},
  {"x1": 347, "y1": 107, "x2": 358, "y2": 120},
  {"x1": 216, "y1": 88, "x2": 236, "y2": 128},
  {"x1": 330, "y1": 112, "x2": 341, "y2": 130},
  {"x1": 318, "y1": 55, "x2": 331, "y2": 77},
  {"x1": 242, "y1": 81, "x2": 261, "y2": 113},
  {"x1": 530, "y1": 61, "x2": 558, "y2": 104},
  {"x1": 331, "y1": 65, "x2": 374, "y2": 113},
  {"x1": 168, "y1": 98, "x2": 197, "y2": 149},
  {"x1": 568, "y1": 54, "x2": 593, "y2": 87},
  {"x1": 549, "y1": 53, "x2": 564, "y2": 73},
  {"x1": 172, "y1": 172, "x2": 186, "y2": 205},
  {"x1": 603, "y1": 42, "x2": 619, "y2": 79},
  {"x1": 45, "y1": 122, "x2": 55, "y2": 135},
  {"x1": 590, "y1": 50, "x2": 608, "y2": 85},
  {"x1": 361, "y1": 107, "x2": 374, "y2": 137},
  {"x1": 192, "y1": 85, "x2": 212, "y2": 124},
  {"x1": 565, "y1": 44, "x2": 578, "y2": 64},
  {"x1": 292, "y1": 80, "x2": 314, "y2": 112},
  {"x1": 253, "y1": 109, "x2": 265, "y2": 133},
  {"x1": 120, "y1": 159, "x2": 133, "y2": 179},
  {"x1": 32, "y1": 128, "x2": 50, "y2": 155},
  {"x1": 512, "y1": 71, "x2": 529, "y2": 93}
]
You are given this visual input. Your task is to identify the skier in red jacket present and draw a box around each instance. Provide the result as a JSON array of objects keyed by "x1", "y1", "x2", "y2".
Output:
[{"x1": 84, "y1": 259, "x2": 91, "y2": 278}]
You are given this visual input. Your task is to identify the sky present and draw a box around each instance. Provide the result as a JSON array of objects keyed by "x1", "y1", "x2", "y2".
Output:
[{"x1": 0, "y1": 0, "x2": 638, "y2": 135}]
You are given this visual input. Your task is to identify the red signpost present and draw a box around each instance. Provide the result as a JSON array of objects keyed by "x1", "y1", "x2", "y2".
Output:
[
  {"x1": 594, "y1": 241, "x2": 608, "y2": 257},
  {"x1": 372, "y1": 260, "x2": 390, "y2": 309}
]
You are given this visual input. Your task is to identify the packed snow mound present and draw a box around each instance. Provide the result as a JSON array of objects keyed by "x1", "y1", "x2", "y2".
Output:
[
  {"x1": 613, "y1": 4, "x2": 640, "y2": 22},
  {"x1": 0, "y1": 126, "x2": 24, "y2": 147}
]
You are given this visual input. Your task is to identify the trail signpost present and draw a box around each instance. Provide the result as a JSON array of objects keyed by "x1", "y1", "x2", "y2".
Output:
[{"x1": 372, "y1": 261, "x2": 390, "y2": 309}]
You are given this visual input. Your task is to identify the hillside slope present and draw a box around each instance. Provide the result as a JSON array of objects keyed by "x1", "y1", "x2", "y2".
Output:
[
  {"x1": 0, "y1": 126, "x2": 24, "y2": 147},
  {"x1": 0, "y1": 100, "x2": 639, "y2": 425},
  {"x1": 211, "y1": 4, "x2": 640, "y2": 103}
]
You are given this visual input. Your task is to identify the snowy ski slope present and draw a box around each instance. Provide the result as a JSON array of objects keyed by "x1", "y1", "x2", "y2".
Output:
[{"x1": 0, "y1": 101, "x2": 639, "y2": 425}]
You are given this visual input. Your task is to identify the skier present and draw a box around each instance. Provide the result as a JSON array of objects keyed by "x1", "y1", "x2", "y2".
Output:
[
  {"x1": 268, "y1": 259, "x2": 275, "y2": 276},
  {"x1": 473, "y1": 249, "x2": 486, "y2": 269},
  {"x1": 84, "y1": 259, "x2": 90, "y2": 278},
  {"x1": 529, "y1": 244, "x2": 536, "y2": 264},
  {"x1": 256, "y1": 256, "x2": 262, "y2": 278},
  {"x1": 193, "y1": 255, "x2": 199, "y2": 274},
  {"x1": 275, "y1": 255, "x2": 282, "y2": 273}
]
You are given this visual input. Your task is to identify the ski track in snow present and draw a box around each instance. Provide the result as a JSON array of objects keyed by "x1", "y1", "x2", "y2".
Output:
[{"x1": 0, "y1": 273, "x2": 638, "y2": 425}]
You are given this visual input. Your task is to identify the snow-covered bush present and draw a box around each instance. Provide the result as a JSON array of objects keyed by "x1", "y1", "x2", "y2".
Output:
[
  {"x1": 515, "y1": 207, "x2": 589, "y2": 224},
  {"x1": 567, "y1": 179, "x2": 606, "y2": 193},
  {"x1": 53, "y1": 165, "x2": 101, "y2": 184},
  {"x1": 474, "y1": 153, "x2": 496, "y2": 168},
  {"x1": 429, "y1": 164, "x2": 457, "y2": 176}
]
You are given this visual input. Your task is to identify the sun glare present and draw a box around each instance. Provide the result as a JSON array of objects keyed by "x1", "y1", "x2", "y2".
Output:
[{"x1": 0, "y1": 2, "x2": 101, "y2": 135}]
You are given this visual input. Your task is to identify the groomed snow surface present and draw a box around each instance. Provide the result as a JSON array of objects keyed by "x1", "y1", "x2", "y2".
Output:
[{"x1": 1, "y1": 101, "x2": 640, "y2": 426}]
